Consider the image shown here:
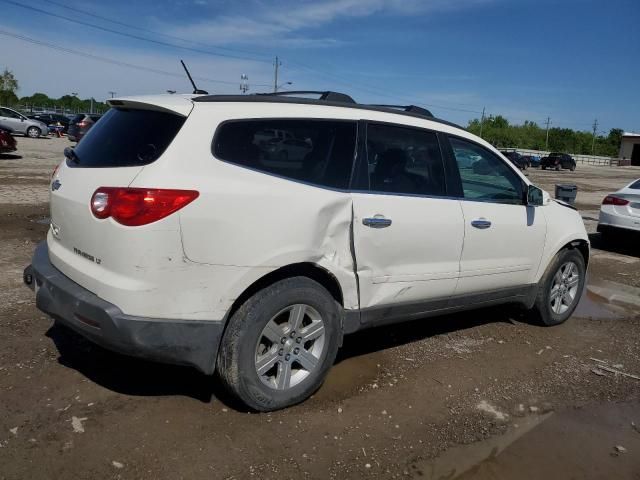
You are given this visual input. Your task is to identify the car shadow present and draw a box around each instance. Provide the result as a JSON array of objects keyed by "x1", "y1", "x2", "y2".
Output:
[
  {"x1": 337, "y1": 305, "x2": 527, "y2": 362},
  {"x1": 589, "y1": 232, "x2": 640, "y2": 258},
  {"x1": 46, "y1": 304, "x2": 531, "y2": 407},
  {"x1": 0, "y1": 153, "x2": 22, "y2": 160}
]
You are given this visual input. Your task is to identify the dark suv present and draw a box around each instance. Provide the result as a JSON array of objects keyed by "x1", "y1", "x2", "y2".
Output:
[
  {"x1": 27, "y1": 113, "x2": 71, "y2": 134},
  {"x1": 67, "y1": 114, "x2": 102, "y2": 142},
  {"x1": 541, "y1": 153, "x2": 576, "y2": 171},
  {"x1": 500, "y1": 150, "x2": 528, "y2": 170}
]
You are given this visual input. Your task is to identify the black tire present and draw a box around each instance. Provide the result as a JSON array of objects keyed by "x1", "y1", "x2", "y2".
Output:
[
  {"x1": 528, "y1": 249, "x2": 586, "y2": 326},
  {"x1": 555, "y1": 164, "x2": 561, "y2": 171},
  {"x1": 541, "y1": 166, "x2": 546, "y2": 170},
  {"x1": 216, "y1": 277, "x2": 341, "y2": 411},
  {"x1": 570, "y1": 165, "x2": 576, "y2": 171},
  {"x1": 26, "y1": 126, "x2": 41, "y2": 138}
]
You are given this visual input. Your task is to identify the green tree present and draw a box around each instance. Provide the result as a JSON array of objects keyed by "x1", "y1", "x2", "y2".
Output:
[{"x1": 0, "y1": 68, "x2": 19, "y2": 106}]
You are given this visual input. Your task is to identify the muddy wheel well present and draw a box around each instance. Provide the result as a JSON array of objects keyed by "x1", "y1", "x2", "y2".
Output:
[
  {"x1": 225, "y1": 263, "x2": 344, "y2": 322},
  {"x1": 565, "y1": 239, "x2": 590, "y2": 267}
]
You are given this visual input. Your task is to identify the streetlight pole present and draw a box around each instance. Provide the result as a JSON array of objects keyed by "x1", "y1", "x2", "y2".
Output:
[{"x1": 273, "y1": 56, "x2": 281, "y2": 92}]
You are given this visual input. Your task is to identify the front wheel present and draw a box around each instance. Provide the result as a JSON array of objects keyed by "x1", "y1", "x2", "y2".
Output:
[
  {"x1": 217, "y1": 277, "x2": 341, "y2": 411},
  {"x1": 529, "y1": 249, "x2": 586, "y2": 326},
  {"x1": 26, "y1": 126, "x2": 41, "y2": 138}
]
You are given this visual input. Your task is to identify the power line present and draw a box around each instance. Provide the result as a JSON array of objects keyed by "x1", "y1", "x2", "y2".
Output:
[
  {"x1": 0, "y1": 0, "x2": 272, "y2": 64},
  {"x1": 0, "y1": 29, "x2": 273, "y2": 88},
  {"x1": 42, "y1": 0, "x2": 273, "y2": 61}
]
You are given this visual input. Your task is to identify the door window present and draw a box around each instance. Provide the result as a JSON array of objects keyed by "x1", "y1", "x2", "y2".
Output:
[
  {"x1": 0, "y1": 108, "x2": 22, "y2": 119},
  {"x1": 363, "y1": 123, "x2": 446, "y2": 196},
  {"x1": 449, "y1": 137, "x2": 524, "y2": 205}
]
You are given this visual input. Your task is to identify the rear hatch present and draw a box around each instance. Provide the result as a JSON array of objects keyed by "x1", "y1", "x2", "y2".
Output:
[{"x1": 48, "y1": 104, "x2": 189, "y2": 296}]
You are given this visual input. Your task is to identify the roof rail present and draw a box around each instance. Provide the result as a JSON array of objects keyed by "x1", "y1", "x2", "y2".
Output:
[
  {"x1": 367, "y1": 104, "x2": 434, "y2": 118},
  {"x1": 256, "y1": 90, "x2": 356, "y2": 104}
]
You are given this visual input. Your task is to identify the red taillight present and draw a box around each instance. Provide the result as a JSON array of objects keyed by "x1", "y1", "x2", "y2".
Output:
[
  {"x1": 90, "y1": 187, "x2": 199, "y2": 226},
  {"x1": 602, "y1": 195, "x2": 629, "y2": 206}
]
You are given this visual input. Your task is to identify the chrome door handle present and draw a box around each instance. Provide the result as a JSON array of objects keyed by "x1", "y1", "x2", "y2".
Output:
[
  {"x1": 363, "y1": 217, "x2": 392, "y2": 228},
  {"x1": 471, "y1": 219, "x2": 492, "y2": 229}
]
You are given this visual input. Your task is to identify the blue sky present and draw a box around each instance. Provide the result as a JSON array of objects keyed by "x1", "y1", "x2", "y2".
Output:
[{"x1": 1, "y1": 0, "x2": 639, "y2": 132}]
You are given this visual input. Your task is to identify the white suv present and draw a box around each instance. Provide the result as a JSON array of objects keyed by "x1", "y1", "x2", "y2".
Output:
[{"x1": 25, "y1": 91, "x2": 589, "y2": 411}]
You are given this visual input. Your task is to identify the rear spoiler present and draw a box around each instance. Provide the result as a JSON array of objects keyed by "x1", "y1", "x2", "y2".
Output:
[{"x1": 107, "y1": 96, "x2": 195, "y2": 117}]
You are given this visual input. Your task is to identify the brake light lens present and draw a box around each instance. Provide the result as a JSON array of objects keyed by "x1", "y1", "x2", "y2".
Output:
[
  {"x1": 51, "y1": 161, "x2": 61, "y2": 179},
  {"x1": 602, "y1": 195, "x2": 629, "y2": 206},
  {"x1": 90, "y1": 187, "x2": 199, "y2": 226}
]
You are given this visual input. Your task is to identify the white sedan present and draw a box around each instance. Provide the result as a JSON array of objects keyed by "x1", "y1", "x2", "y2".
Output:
[{"x1": 598, "y1": 178, "x2": 640, "y2": 235}]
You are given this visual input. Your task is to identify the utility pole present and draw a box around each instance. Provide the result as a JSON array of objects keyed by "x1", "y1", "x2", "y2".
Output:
[
  {"x1": 545, "y1": 117, "x2": 551, "y2": 150},
  {"x1": 240, "y1": 74, "x2": 249, "y2": 94},
  {"x1": 479, "y1": 107, "x2": 486, "y2": 138},
  {"x1": 108, "y1": 91, "x2": 116, "y2": 98},
  {"x1": 273, "y1": 56, "x2": 281, "y2": 93},
  {"x1": 591, "y1": 118, "x2": 598, "y2": 155}
]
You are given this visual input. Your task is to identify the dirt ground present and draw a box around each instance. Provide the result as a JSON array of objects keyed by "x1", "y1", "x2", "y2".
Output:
[{"x1": 1, "y1": 137, "x2": 639, "y2": 480}]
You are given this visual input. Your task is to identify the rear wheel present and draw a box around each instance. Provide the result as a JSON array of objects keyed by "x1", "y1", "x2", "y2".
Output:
[
  {"x1": 555, "y1": 164, "x2": 561, "y2": 171},
  {"x1": 529, "y1": 249, "x2": 585, "y2": 326},
  {"x1": 26, "y1": 126, "x2": 41, "y2": 138},
  {"x1": 217, "y1": 277, "x2": 341, "y2": 411}
]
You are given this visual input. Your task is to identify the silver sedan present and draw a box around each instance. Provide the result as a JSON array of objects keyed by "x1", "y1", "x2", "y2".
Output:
[{"x1": 597, "y1": 178, "x2": 640, "y2": 235}]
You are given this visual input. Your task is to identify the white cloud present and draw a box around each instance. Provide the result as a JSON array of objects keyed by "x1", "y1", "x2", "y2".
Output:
[{"x1": 164, "y1": 0, "x2": 492, "y2": 47}]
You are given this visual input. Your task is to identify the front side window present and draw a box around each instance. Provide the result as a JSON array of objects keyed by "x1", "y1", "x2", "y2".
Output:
[
  {"x1": 363, "y1": 123, "x2": 446, "y2": 196},
  {"x1": 1, "y1": 108, "x2": 22, "y2": 119},
  {"x1": 450, "y1": 137, "x2": 523, "y2": 205},
  {"x1": 214, "y1": 119, "x2": 357, "y2": 189}
]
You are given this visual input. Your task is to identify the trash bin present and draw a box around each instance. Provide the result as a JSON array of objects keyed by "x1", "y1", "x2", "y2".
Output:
[{"x1": 555, "y1": 184, "x2": 578, "y2": 205}]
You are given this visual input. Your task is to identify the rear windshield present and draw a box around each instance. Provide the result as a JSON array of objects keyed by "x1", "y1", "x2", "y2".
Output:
[
  {"x1": 71, "y1": 108, "x2": 185, "y2": 167},
  {"x1": 629, "y1": 179, "x2": 640, "y2": 189}
]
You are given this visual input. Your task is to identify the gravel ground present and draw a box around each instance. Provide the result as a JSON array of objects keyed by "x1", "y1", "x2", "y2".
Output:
[{"x1": 1, "y1": 137, "x2": 639, "y2": 479}]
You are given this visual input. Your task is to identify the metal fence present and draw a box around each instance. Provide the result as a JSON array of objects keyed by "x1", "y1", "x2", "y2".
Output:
[
  {"x1": 15, "y1": 104, "x2": 107, "y2": 115},
  {"x1": 502, "y1": 147, "x2": 619, "y2": 166}
]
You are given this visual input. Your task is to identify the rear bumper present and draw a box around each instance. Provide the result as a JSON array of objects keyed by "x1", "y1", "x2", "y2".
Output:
[
  {"x1": 598, "y1": 211, "x2": 640, "y2": 233},
  {"x1": 24, "y1": 241, "x2": 222, "y2": 374}
]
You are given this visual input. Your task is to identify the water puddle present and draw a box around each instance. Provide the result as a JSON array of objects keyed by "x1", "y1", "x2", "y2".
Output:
[
  {"x1": 573, "y1": 286, "x2": 626, "y2": 320},
  {"x1": 414, "y1": 402, "x2": 640, "y2": 479},
  {"x1": 312, "y1": 352, "x2": 381, "y2": 402}
]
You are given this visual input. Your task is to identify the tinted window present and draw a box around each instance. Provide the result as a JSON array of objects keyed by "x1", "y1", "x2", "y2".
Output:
[
  {"x1": 450, "y1": 137, "x2": 523, "y2": 205},
  {"x1": 629, "y1": 179, "x2": 640, "y2": 190},
  {"x1": 214, "y1": 119, "x2": 357, "y2": 189},
  {"x1": 72, "y1": 108, "x2": 185, "y2": 167},
  {"x1": 1, "y1": 108, "x2": 22, "y2": 119},
  {"x1": 363, "y1": 123, "x2": 446, "y2": 196}
]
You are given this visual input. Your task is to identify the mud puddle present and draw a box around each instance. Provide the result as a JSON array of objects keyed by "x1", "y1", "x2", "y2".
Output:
[
  {"x1": 574, "y1": 282, "x2": 635, "y2": 320},
  {"x1": 311, "y1": 351, "x2": 382, "y2": 403},
  {"x1": 414, "y1": 402, "x2": 640, "y2": 479}
]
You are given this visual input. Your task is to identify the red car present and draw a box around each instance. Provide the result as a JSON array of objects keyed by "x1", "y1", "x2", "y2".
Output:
[{"x1": 0, "y1": 128, "x2": 17, "y2": 153}]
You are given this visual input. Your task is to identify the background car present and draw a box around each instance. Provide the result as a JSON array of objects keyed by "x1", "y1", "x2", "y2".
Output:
[
  {"x1": 522, "y1": 155, "x2": 541, "y2": 168},
  {"x1": 541, "y1": 152, "x2": 576, "y2": 171},
  {"x1": 0, "y1": 106, "x2": 49, "y2": 138},
  {"x1": 0, "y1": 127, "x2": 17, "y2": 153},
  {"x1": 264, "y1": 137, "x2": 312, "y2": 163},
  {"x1": 500, "y1": 150, "x2": 528, "y2": 169},
  {"x1": 27, "y1": 113, "x2": 71, "y2": 134},
  {"x1": 597, "y1": 178, "x2": 640, "y2": 237},
  {"x1": 67, "y1": 113, "x2": 102, "y2": 142}
]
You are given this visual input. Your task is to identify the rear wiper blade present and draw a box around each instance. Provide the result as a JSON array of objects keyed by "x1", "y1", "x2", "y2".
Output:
[{"x1": 64, "y1": 146, "x2": 80, "y2": 164}]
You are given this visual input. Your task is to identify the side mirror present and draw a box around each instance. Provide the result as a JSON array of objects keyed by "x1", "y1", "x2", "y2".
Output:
[{"x1": 527, "y1": 184, "x2": 550, "y2": 206}]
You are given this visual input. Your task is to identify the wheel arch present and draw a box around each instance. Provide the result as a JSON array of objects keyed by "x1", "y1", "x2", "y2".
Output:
[{"x1": 224, "y1": 262, "x2": 345, "y2": 325}]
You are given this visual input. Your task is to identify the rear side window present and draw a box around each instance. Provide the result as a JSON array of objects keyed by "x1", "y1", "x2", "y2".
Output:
[
  {"x1": 72, "y1": 108, "x2": 185, "y2": 167},
  {"x1": 361, "y1": 123, "x2": 446, "y2": 196},
  {"x1": 629, "y1": 179, "x2": 640, "y2": 189},
  {"x1": 214, "y1": 120, "x2": 357, "y2": 189}
]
